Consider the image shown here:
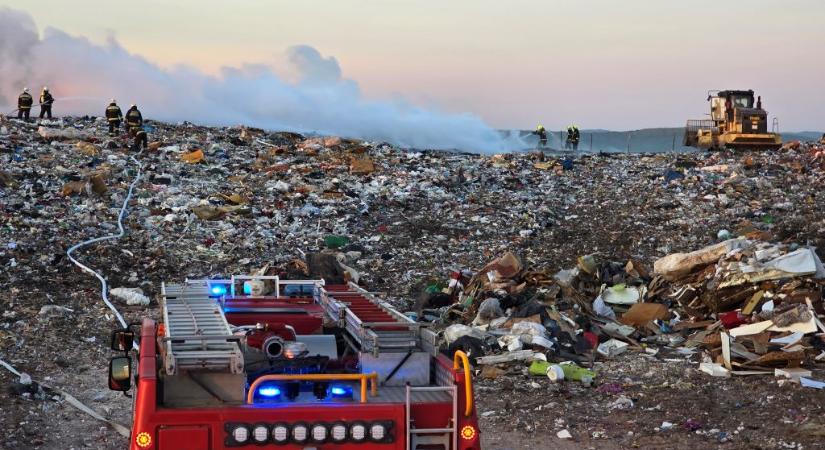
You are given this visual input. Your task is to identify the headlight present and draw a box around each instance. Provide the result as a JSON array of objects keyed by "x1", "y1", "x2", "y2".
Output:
[
  {"x1": 331, "y1": 423, "x2": 347, "y2": 442},
  {"x1": 232, "y1": 425, "x2": 250, "y2": 444},
  {"x1": 350, "y1": 422, "x2": 367, "y2": 442},
  {"x1": 271, "y1": 423, "x2": 289, "y2": 444},
  {"x1": 311, "y1": 423, "x2": 328, "y2": 442},
  {"x1": 292, "y1": 423, "x2": 308, "y2": 443},
  {"x1": 370, "y1": 422, "x2": 386, "y2": 441},
  {"x1": 252, "y1": 424, "x2": 269, "y2": 443}
]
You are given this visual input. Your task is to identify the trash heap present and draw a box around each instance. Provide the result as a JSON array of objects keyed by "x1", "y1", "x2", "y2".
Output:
[
  {"x1": 3, "y1": 114, "x2": 825, "y2": 448},
  {"x1": 652, "y1": 238, "x2": 825, "y2": 383},
  {"x1": 424, "y1": 238, "x2": 825, "y2": 387}
]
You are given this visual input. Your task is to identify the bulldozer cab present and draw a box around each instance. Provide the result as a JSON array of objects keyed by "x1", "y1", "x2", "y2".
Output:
[{"x1": 709, "y1": 90, "x2": 755, "y2": 122}]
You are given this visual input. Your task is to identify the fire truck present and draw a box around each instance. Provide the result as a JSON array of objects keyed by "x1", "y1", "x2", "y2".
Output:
[{"x1": 107, "y1": 276, "x2": 480, "y2": 450}]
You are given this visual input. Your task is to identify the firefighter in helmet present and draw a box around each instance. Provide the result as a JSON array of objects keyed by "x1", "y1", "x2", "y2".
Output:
[
  {"x1": 572, "y1": 125, "x2": 580, "y2": 151},
  {"x1": 566, "y1": 124, "x2": 580, "y2": 151},
  {"x1": 39, "y1": 86, "x2": 54, "y2": 119},
  {"x1": 125, "y1": 104, "x2": 143, "y2": 132},
  {"x1": 17, "y1": 88, "x2": 33, "y2": 121},
  {"x1": 532, "y1": 124, "x2": 548, "y2": 148},
  {"x1": 105, "y1": 100, "x2": 123, "y2": 135}
]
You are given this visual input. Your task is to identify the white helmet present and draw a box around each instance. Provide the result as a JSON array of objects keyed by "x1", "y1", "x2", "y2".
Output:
[
  {"x1": 111, "y1": 99, "x2": 116, "y2": 103},
  {"x1": 23, "y1": 87, "x2": 29, "y2": 93},
  {"x1": 43, "y1": 86, "x2": 49, "y2": 91},
  {"x1": 131, "y1": 104, "x2": 136, "y2": 108}
]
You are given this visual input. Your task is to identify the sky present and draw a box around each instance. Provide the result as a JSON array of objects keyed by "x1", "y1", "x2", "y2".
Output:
[{"x1": 2, "y1": 0, "x2": 824, "y2": 132}]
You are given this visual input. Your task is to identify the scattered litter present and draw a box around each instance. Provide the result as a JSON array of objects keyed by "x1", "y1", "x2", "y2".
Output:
[{"x1": 109, "y1": 287, "x2": 150, "y2": 306}]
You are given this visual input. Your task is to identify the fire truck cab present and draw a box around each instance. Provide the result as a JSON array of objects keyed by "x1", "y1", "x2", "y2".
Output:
[{"x1": 107, "y1": 276, "x2": 480, "y2": 450}]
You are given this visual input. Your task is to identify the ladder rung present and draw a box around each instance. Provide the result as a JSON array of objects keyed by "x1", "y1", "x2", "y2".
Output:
[{"x1": 410, "y1": 428, "x2": 454, "y2": 434}]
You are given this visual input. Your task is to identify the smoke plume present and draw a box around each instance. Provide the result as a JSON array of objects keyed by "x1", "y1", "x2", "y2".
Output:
[{"x1": 0, "y1": 8, "x2": 522, "y2": 153}]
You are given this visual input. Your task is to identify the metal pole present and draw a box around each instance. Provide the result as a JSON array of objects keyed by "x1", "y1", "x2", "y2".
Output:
[
  {"x1": 672, "y1": 134, "x2": 676, "y2": 151},
  {"x1": 590, "y1": 133, "x2": 593, "y2": 152},
  {"x1": 626, "y1": 133, "x2": 631, "y2": 154}
]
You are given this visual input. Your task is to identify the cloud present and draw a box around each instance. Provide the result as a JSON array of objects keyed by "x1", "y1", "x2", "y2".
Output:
[{"x1": 0, "y1": 8, "x2": 522, "y2": 152}]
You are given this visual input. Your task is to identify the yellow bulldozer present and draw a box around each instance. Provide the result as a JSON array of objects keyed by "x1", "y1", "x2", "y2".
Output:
[{"x1": 684, "y1": 89, "x2": 781, "y2": 150}]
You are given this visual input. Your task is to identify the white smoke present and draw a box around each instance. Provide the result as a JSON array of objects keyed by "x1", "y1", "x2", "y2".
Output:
[{"x1": 0, "y1": 8, "x2": 523, "y2": 153}]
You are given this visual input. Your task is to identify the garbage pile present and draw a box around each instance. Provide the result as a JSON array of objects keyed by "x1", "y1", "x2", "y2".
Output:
[
  {"x1": 2, "y1": 113, "x2": 825, "y2": 448},
  {"x1": 424, "y1": 237, "x2": 825, "y2": 387},
  {"x1": 652, "y1": 238, "x2": 825, "y2": 381}
]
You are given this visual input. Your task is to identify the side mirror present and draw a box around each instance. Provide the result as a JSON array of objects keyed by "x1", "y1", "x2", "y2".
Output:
[
  {"x1": 110, "y1": 329, "x2": 134, "y2": 352},
  {"x1": 108, "y1": 356, "x2": 132, "y2": 392}
]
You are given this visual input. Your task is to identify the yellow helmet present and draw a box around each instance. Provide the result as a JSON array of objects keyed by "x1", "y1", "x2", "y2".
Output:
[{"x1": 536, "y1": 124, "x2": 544, "y2": 129}]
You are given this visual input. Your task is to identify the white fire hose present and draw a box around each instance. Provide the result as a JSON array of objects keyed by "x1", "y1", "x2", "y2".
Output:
[{"x1": 67, "y1": 150, "x2": 145, "y2": 329}]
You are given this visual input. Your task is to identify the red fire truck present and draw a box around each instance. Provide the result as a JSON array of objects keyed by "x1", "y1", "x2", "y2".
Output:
[{"x1": 107, "y1": 276, "x2": 480, "y2": 450}]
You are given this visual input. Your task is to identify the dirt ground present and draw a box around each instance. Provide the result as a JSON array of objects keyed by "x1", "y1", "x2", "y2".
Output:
[
  {"x1": 477, "y1": 355, "x2": 825, "y2": 450},
  {"x1": 2, "y1": 119, "x2": 825, "y2": 449}
]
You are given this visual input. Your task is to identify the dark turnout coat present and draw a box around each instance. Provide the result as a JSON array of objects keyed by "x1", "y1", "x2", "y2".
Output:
[
  {"x1": 18, "y1": 92, "x2": 33, "y2": 110},
  {"x1": 106, "y1": 104, "x2": 123, "y2": 122}
]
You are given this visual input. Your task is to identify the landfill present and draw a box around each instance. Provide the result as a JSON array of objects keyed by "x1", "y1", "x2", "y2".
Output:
[{"x1": 2, "y1": 114, "x2": 825, "y2": 449}]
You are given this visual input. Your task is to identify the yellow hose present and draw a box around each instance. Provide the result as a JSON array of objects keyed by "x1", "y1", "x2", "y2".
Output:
[{"x1": 452, "y1": 350, "x2": 473, "y2": 416}]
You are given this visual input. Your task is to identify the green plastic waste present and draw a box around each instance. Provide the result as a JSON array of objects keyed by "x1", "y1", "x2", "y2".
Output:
[
  {"x1": 461, "y1": 295, "x2": 474, "y2": 307},
  {"x1": 529, "y1": 360, "x2": 551, "y2": 376},
  {"x1": 529, "y1": 361, "x2": 596, "y2": 382},
  {"x1": 324, "y1": 235, "x2": 350, "y2": 249},
  {"x1": 560, "y1": 363, "x2": 596, "y2": 382},
  {"x1": 425, "y1": 283, "x2": 444, "y2": 294}
]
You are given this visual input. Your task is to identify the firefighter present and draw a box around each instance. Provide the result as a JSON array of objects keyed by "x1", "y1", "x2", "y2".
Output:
[
  {"x1": 565, "y1": 125, "x2": 575, "y2": 150},
  {"x1": 39, "y1": 86, "x2": 54, "y2": 119},
  {"x1": 756, "y1": 96, "x2": 762, "y2": 110},
  {"x1": 572, "y1": 125, "x2": 580, "y2": 151},
  {"x1": 105, "y1": 100, "x2": 123, "y2": 135},
  {"x1": 125, "y1": 104, "x2": 143, "y2": 132},
  {"x1": 17, "y1": 88, "x2": 33, "y2": 121},
  {"x1": 130, "y1": 126, "x2": 148, "y2": 152},
  {"x1": 532, "y1": 124, "x2": 547, "y2": 147}
]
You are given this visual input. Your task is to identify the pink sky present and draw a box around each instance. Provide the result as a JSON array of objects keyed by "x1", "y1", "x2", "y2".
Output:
[{"x1": 3, "y1": 0, "x2": 824, "y2": 131}]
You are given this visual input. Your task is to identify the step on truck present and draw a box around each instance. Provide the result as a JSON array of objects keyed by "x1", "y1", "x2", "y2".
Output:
[{"x1": 107, "y1": 276, "x2": 481, "y2": 450}]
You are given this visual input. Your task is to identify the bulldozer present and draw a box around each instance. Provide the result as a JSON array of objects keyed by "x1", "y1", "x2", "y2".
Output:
[{"x1": 684, "y1": 89, "x2": 781, "y2": 150}]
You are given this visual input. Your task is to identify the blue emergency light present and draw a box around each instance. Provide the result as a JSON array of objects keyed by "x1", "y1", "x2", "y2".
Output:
[
  {"x1": 329, "y1": 384, "x2": 353, "y2": 398},
  {"x1": 257, "y1": 386, "x2": 281, "y2": 398},
  {"x1": 210, "y1": 285, "x2": 227, "y2": 296}
]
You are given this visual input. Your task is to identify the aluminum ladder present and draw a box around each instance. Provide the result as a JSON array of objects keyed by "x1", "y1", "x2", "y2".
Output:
[
  {"x1": 319, "y1": 283, "x2": 424, "y2": 356},
  {"x1": 161, "y1": 281, "x2": 244, "y2": 375},
  {"x1": 405, "y1": 385, "x2": 458, "y2": 450}
]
